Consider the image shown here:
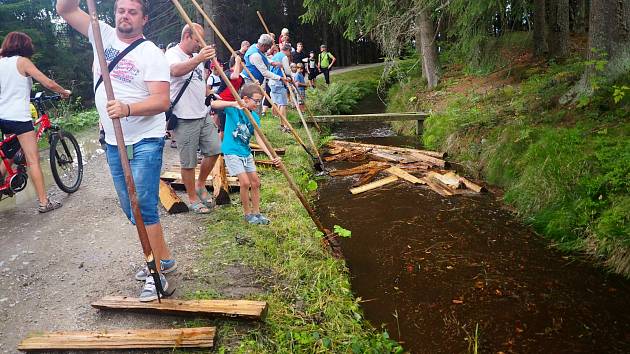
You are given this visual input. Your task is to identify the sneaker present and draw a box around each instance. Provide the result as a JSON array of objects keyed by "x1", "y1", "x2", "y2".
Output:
[
  {"x1": 254, "y1": 213, "x2": 270, "y2": 225},
  {"x1": 139, "y1": 273, "x2": 169, "y2": 302},
  {"x1": 244, "y1": 214, "x2": 258, "y2": 224},
  {"x1": 135, "y1": 259, "x2": 177, "y2": 281}
]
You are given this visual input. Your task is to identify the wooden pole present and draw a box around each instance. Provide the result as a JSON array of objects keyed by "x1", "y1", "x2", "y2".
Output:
[
  {"x1": 254, "y1": 10, "x2": 324, "y2": 169},
  {"x1": 188, "y1": 0, "x2": 316, "y2": 163},
  {"x1": 85, "y1": 0, "x2": 168, "y2": 301},
  {"x1": 170, "y1": 0, "x2": 329, "y2": 235}
]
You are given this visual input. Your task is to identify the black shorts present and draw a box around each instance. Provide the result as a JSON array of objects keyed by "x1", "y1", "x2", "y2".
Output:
[
  {"x1": 0, "y1": 119, "x2": 34, "y2": 136},
  {"x1": 263, "y1": 84, "x2": 272, "y2": 108},
  {"x1": 308, "y1": 70, "x2": 318, "y2": 81},
  {"x1": 215, "y1": 108, "x2": 226, "y2": 133}
]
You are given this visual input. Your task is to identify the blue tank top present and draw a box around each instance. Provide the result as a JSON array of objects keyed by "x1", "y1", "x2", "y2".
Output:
[{"x1": 244, "y1": 45, "x2": 270, "y2": 82}]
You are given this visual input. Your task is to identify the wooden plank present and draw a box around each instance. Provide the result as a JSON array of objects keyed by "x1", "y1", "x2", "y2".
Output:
[
  {"x1": 422, "y1": 176, "x2": 454, "y2": 196},
  {"x1": 161, "y1": 171, "x2": 239, "y2": 185},
  {"x1": 385, "y1": 166, "x2": 425, "y2": 184},
  {"x1": 252, "y1": 148, "x2": 285, "y2": 156},
  {"x1": 18, "y1": 327, "x2": 215, "y2": 351},
  {"x1": 330, "y1": 140, "x2": 445, "y2": 159},
  {"x1": 429, "y1": 171, "x2": 463, "y2": 189},
  {"x1": 350, "y1": 175, "x2": 399, "y2": 195},
  {"x1": 330, "y1": 161, "x2": 390, "y2": 176},
  {"x1": 458, "y1": 175, "x2": 487, "y2": 193},
  {"x1": 311, "y1": 112, "x2": 428, "y2": 123},
  {"x1": 159, "y1": 180, "x2": 189, "y2": 214},
  {"x1": 353, "y1": 168, "x2": 383, "y2": 187},
  {"x1": 92, "y1": 296, "x2": 268, "y2": 320}
]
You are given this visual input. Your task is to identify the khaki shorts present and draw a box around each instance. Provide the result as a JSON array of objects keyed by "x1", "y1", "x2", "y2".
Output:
[{"x1": 174, "y1": 115, "x2": 221, "y2": 169}]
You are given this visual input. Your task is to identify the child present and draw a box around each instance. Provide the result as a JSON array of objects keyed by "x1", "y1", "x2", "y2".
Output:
[
  {"x1": 211, "y1": 54, "x2": 244, "y2": 141},
  {"x1": 212, "y1": 84, "x2": 280, "y2": 224},
  {"x1": 307, "y1": 50, "x2": 318, "y2": 88},
  {"x1": 294, "y1": 63, "x2": 308, "y2": 111}
]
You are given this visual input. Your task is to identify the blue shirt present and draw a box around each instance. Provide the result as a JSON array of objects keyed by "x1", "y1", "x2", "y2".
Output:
[
  {"x1": 270, "y1": 52, "x2": 287, "y2": 77},
  {"x1": 295, "y1": 72, "x2": 306, "y2": 95},
  {"x1": 221, "y1": 107, "x2": 261, "y2": 157}
]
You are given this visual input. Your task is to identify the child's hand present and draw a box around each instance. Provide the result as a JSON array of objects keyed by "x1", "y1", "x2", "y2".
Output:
[{"x1": 271, "y1": 157, "x2": 281, "y2": 167}]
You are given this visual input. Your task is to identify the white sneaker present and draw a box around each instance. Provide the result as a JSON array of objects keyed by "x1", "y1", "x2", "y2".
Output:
[{"x1": 139, "y1": 273, "x2": 168, "y2": 302}]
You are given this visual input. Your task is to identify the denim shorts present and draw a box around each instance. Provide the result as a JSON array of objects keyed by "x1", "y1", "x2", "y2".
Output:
[
  {"x1": 106, "y1": 137, "x2": 164, "y2": 225},
  {"x1": 224, "y1": 154, "x2": 256, "y2": 176},
  {"x1": 270, "y1": 83, "x2": 288, "y2": 106}
]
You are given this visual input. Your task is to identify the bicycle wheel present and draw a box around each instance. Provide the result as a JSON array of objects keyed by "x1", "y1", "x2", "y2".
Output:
[{"x1": 50, "y1": 131, "x2": 83, "y2": 193}]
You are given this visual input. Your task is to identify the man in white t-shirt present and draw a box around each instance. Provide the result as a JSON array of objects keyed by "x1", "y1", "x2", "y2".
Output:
[
  {"x1": 57, "y1": 0, "x2": 178, "y2": 302},
  {"x1": 165, "y1": 23, "x2": 220, "y2": 214}
]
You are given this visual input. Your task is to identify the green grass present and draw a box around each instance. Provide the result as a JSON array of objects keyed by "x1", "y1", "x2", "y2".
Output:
[
  {"x1": 190, "y1": 111, "x2": 403, "y2": 353},
  {"x1": 398, "y1": 57, "x2": 630, "y2": 276}
]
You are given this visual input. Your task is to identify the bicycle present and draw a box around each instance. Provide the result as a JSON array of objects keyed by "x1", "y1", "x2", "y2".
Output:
[{"x1": 0, "y1": 92, "x2": 83, "y2": 201}]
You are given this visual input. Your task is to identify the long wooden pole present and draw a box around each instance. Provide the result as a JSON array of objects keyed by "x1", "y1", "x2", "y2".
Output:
[
  {"x1": 85, "y1": 0, "x2": 168, "y2": 301},
  {"x1": 254, "y1": 10, "x2": 324, "y2": 169},
  {"x1": 170, "y1": 0, "x2": 329, "y2": 234},
  {"x1": 188, "y1": 0, "x2": 316, "y2": 164}
]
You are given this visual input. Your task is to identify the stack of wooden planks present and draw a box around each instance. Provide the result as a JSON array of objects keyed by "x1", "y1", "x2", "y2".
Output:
[{"x1": 326, "y1": 140, "x2": 486, "y2": 196}]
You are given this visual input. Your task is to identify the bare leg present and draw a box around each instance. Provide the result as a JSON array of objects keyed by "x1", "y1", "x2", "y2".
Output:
[
  {"x1": 17, "y1": 131, "x2": 47, "y2": 204},
  {"x1": 247, "y1": 172, "x2": 261, "y2": 214},
  {"x1": 237, "y1": 172, "x2": 251, "y2": 215},
  {"x1": 181, "y1": 168, "x2": 199, "y2": 203},
  {"x1": 146, "y1": 223, "x2": 173, "y2": 270},
  {"x1": 195, "y1": 154, "x2": 218, "y2": 198}
]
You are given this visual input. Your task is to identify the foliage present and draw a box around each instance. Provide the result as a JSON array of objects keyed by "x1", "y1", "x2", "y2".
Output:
[{"x1": 333, "y1": 225, "x2": 352, "y2": 238}]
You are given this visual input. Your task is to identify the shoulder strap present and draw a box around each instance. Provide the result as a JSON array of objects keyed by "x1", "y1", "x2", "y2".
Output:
[
  {"x1": 169, "y1": 70, "x2": 195, "y2": 110},
  {"x1": 94, "y1": 38, "x2": 147, "y2": 92}
]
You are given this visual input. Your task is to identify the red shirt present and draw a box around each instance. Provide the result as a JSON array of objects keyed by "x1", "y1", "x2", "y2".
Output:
[{"x1": 217, "y1": 75, "x2": 244, "y2": 101}]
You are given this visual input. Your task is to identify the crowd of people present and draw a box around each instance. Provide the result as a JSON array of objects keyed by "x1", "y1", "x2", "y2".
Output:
[{"x1": 0, "y1": 0, "x2": 338, "y2": 302}]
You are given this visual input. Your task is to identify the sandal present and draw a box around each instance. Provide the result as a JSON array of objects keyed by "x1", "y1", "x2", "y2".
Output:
[
  {"x1": 170, "y1": 140, "x2": 177, "y2": 148},
  {"x1": 38, "y1": 199, "x2": 62, "y2": 213},
  {"x1": 195, "y1": 187, "x2": 215, "y2": 209},
  {"x1": 190, "y1": 201, "x2": 212, "y2": 214}
]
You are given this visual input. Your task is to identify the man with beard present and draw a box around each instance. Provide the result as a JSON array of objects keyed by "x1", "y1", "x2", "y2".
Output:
[{"x1": 56, "y1": 0, "x2": 203, "y2": 301}]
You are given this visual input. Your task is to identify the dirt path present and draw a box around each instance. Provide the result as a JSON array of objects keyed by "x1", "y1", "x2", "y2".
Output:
[
  {"x1": 330, "y1": 62, "x2": 385, "y2": 75},
  {"x1": 0, "y1": 136, "x2": 226, "y2": 353}
]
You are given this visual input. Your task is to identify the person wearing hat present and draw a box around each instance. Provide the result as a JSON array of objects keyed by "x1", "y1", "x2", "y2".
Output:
[{"x1": 317, "y1": 44, "x2": 336, "y2": 85}]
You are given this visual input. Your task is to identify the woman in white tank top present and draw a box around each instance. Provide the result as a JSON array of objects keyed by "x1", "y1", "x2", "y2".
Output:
[{"x1": 0, "y1": 31, "x2": 71, "y2": 213}]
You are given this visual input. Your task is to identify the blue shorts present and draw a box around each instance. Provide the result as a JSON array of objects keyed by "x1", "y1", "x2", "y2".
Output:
[
  {"x1": 270, "y1": 84, "x2": 288, "y2": 106},
  {"x1": 106, "y1": 137, "x2": 164, "y2": 225},
  {"x1": 224, "y1": 154, "x2": 256, "y2": 176}
]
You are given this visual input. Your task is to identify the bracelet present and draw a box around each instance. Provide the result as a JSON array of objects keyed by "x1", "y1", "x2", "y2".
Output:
[{"x1": 126, "y1": 104, "x2": 131, "y2": 117}]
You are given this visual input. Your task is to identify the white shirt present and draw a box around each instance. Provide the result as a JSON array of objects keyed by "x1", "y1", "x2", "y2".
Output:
[
  {"x1": 206, "y1": 73, "x2": 221, "y2": 92},
  {"x1": 165, "y1": 44, "x2": 206, "y2": 119},
  {"x1": 0, "y1": 56, "x2": 32, "y2": 122},
  {"x1": 88, "y1": 21, "x2": 170, "y2": 145}
]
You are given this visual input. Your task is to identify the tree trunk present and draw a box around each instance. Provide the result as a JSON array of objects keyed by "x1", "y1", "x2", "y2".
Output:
[
  {"x1": 547, "y1": 0, "x2": 570, "y2": 58},
  {"x1": 417, "y1": 8, "x2": 439, "y2": 89},
  {"x1": 588, "y1": 0, "x2": 630, "y2": 77},
  {"x1": 569, "y1": 0, "x2": 588, "y2": 33},
  {"x1": 414, "y1": 17, "x2": 426, "y2": 80},
  {"x1": 533, "y1": 0, "x2": 549, "y2": 56}
]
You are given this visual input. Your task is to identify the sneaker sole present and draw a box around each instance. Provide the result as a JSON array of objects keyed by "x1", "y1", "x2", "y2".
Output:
[{"x1": 134, "y1": 263, "x2": 178, "y2": 281}]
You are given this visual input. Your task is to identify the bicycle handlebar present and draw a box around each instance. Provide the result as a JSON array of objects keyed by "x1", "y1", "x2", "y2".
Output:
[{"x1": 30, "y1": 94, "x2": 61, "y2": 103}]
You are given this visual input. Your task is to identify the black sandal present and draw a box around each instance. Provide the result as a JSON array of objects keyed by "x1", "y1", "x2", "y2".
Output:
[{"x1": 38, "y1": 199, "x2": 62, "y2": 213}]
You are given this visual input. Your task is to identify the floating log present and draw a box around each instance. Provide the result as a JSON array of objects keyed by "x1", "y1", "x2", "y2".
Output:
[
  {"x1": 350, "y1": 175, "x2": 399, "y2": 195},
  {"x1": 330, "y1": 161, "x2": 390, "y2": 177},
  {"x1": 353, "y1": 168, "x2": 383, "y2": 187},
  {"x1": 91, "y1": 296, "x2": 268, "y2": 320},
  {"x1": 328, "y1": 141, "x2": 446, "y2": 168},
  {"x1": 158, "y1": 180, "x2": 188, "y2": 214},
  {"x1": 428, "y1": 171, "x2": 463, "y2": 189},
  {"x1": 324, "y1": 149, "x2": 370, "y2": 162},
  {"x1": 330, "y1": 140, "x2": 445, "y2": 159},
  {"x1": 398, "y1": 161, "x2": 432, "y2": 171},
  {"x1": 17, "y1": 327, "x2": 215, "y2": 351},
  {"x1": 423, "y1": 176, "x2": 454, "y2": 196},
  {"x1": 367, "y1": 151, "x2": 406, "y2": 163},
  {"x1": 385, "y1": 166, "x2": 425, "y2": 184},
  {"x1": 458, "y1": 175, "x2": 487, "y2": 193}
]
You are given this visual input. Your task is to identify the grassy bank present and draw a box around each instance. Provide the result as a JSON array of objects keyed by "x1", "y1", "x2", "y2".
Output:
[
  {"x1": 386, "y1": 51, "x2": 630, "y2": 276},
  {"x1": 190, "y1": 109, "x2": 402, "y2": 352}
]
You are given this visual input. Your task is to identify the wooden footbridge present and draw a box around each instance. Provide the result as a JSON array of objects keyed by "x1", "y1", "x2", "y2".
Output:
[{"x1": 309, "y1": 112, "x2": 429, "y2": 134}]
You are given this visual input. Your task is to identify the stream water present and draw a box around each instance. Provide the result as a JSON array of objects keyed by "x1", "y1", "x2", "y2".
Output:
[{"x1": 315, "y1": 94, "x2": 630, "y2": 353}]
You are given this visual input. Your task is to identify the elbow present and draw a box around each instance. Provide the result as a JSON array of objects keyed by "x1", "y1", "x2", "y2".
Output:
[{"x1": 159, "y1": 96, "x2": 170, "y2": 112}]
